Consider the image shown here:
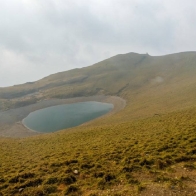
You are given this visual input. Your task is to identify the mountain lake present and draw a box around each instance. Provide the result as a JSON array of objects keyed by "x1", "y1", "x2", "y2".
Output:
[{"x1": 22, "y1": 101, "x2": 113, "y2": 133}]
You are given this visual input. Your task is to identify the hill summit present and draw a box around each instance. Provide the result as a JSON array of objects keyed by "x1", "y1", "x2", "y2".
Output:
[
  {"x1": 0, "y1": 52, "x2": 196, "y2": 195},
  {"x1": 0, "y1": 51, "x2": 196, "y2": 117}
]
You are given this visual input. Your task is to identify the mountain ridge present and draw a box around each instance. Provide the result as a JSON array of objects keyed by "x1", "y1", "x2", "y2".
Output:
[
  {"x1": 0, "y1": 51, "x2": 195, "y2": 118},
  {"x1": 0, "y1": 51, "x2": 196, "y2": 195}
]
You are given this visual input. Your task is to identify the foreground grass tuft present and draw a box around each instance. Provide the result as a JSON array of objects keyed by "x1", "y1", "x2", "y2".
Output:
[{"x1": 0, "y1": 107, "x2": 196, "y2": 195}]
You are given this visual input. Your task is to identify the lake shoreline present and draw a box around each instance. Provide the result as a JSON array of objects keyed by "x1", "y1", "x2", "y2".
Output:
[{"x1": 0, "y1": 95, "x2": 126, "y2": 138}]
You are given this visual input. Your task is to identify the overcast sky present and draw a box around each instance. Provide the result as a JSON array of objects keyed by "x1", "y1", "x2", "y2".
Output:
[{"x1": 0, "y1": 0, "x2": 196, "y2": 87}]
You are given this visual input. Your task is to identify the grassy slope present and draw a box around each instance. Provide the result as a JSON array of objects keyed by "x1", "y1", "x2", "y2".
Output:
[
  {"x1": 1, "y1": 52, "x2": 196, "y2": 112},
  {"x1": 0, "y1": 52, "x2": 196, "y2": 195}
]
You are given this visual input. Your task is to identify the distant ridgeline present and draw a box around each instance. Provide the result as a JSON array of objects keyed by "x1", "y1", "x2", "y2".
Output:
[
  {"x1": 0, "y1": 51, "x2": 196, "y2": 115},
  {"x1": 1, "y1": 52, "x2": 196, "y2": 195}
]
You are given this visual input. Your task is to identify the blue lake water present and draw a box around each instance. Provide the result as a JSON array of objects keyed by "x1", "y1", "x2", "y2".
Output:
[{"x1": 22, "y1": 101, "x2": 113, "y2": 133}]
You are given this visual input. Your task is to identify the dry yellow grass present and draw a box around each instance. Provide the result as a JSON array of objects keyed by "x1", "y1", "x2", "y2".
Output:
[{"x1": 0, "y1": 52, "x2": 196, "y2": 195}]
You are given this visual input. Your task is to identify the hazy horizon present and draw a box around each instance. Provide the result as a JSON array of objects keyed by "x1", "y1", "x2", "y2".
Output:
[{"x1": 1, "y1": 0, "x2": 196, "y2": 87}]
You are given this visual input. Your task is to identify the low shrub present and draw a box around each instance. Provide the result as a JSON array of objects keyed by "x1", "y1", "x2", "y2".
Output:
[
  {"x1": 43, "y1": 185, "x2": 57, "y2": 194},
  {"x1": 61, "y1": 175, "x2": 76, "y2": 185},
  {"x1": 104, "y1": 173, "x2": 116, "y2": 182},
  {"x1": 64, "y1": 185, "x2": 80, "y2": 195},
  {"x1": 45, "y1": 177, "x2": 59, "y2": 184}
]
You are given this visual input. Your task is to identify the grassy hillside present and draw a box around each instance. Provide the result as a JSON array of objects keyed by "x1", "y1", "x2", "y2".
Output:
[
  {"x1": 1, "y1": 52, "x2": 196, "y2": 112},
  {"x1": 0, "y1": 52, "x2": 196, "y2": 195}
]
